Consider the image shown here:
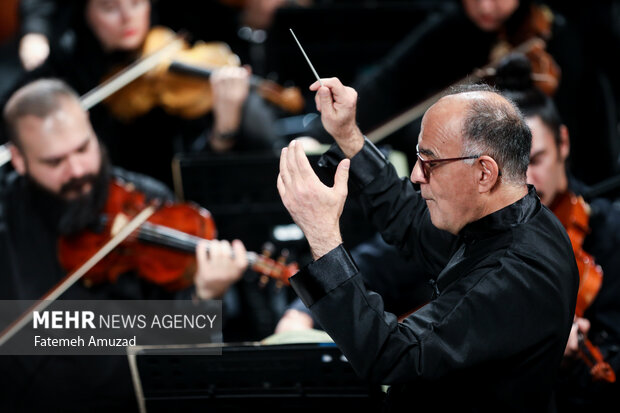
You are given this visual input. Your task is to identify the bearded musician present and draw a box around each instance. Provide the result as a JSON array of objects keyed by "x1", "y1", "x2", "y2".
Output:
[{"x1": 0, "y1": 78, "x2": 248, "y2": 412}]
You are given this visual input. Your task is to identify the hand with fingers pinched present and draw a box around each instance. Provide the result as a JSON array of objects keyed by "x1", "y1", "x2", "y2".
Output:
[{"x1": 309, "y1": 77, "x2": 365, "y2": 158}]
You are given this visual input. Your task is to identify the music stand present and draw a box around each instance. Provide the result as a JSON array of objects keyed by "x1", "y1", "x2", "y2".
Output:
[{"x1": 129, "y1": 341, "x2": 385, "y2": 413}]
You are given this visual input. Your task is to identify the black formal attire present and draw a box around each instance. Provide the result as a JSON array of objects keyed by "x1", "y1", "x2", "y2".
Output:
[
  {"x1": 290, "y1": 139, "x2": 579, "y2": 412},
  {"x1": 287, "y1": 232, "x2": 432, "y2": 327}
]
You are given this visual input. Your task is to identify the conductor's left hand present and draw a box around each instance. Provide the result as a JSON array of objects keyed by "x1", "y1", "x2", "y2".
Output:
[{"x1": 277, "y1": 139, "x2": 350, "y2": 260}]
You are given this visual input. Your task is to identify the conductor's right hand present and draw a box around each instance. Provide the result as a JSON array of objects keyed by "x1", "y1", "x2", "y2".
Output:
[{"x1": 309, "y1": 78, "x2": 365, "y2": 158}]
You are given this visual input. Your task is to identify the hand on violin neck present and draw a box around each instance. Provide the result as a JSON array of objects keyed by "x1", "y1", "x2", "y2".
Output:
[
  {"x1": 194, "y1": 239, "x2": 248, "y2": 300},
  {"x1": 564, "y1": 316, "x2": 591, "y2": 358},
  {"x1": 309, "y1": 77, "x2": 364, "y2": 158}
]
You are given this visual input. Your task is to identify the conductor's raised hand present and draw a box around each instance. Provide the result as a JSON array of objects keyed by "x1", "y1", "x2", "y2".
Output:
[
  {"x1": 277, "y1": 139, "x2": 350, "y2": 260},
  {"x1": 310, "y1": 78, "x2": 365, "y2": 158}
]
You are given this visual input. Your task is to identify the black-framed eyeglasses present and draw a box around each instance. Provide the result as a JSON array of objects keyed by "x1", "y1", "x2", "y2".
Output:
[{"x1": 415, "y1": 144, "x2": 480, "y2": 181}]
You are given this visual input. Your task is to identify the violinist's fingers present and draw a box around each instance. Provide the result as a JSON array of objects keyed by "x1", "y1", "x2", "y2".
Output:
[
  {"x1": 565, "y1": 322, "x2": 580, "y2": 356},
  {"x1": 231, "y1": 239, "x2": 248, "y2": 270},
  {"x1": 206, "y1": 239, "x2": 221, "y2": 261},
  {"x1": 575, "y1": 317, "x2": 591, "y2": 335},
  {"x1": 212, "y1": 66, "x2": 248, "y2": 83},
  {"x1": 214, "y1": 239, "x2": 232, "y2": 261},
  {"x1": 210, "y1": 66, "x2": 223, "y2": 82},
  {"x1": 233, "y1": 66, "x2": 250, "y2": 81},
  {"x1": 196, "y1": 239, "x2": 209, "y2": 267}
]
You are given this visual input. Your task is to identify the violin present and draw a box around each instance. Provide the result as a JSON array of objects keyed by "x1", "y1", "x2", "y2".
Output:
[
  {"x1": 0, "y1": 178, "x2": 297, "y2": 347},
  {"x1": 58, "y1": 178, "x2": 298, "y2": 291},
  {"x1": 100, "y1": 26, "x2": 304, "y2": 121},
  {"x1": 0, "y1": 180, "x2": 298, "y2": 346},
  {"x1": 551, "y1": 191, "x2": 616, "y2": 383}
]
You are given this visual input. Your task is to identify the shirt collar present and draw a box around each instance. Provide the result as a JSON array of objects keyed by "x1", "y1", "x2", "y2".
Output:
[{"x1": 459, "y1": 185, "x2": 540, "y2": 240}]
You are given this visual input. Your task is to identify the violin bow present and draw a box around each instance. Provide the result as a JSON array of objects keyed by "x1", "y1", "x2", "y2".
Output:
[
  {"x1": 80, "y1": 33, "x2": 186, "y2": 111},
  {"x1": 0, "y1": 204, "x2": 157, "y2": 347}
]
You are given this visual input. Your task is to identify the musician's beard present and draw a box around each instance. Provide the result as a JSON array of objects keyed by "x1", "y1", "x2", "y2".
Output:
[{"x1": 26, "y1": 149, "x2": 111, "y2": 236}]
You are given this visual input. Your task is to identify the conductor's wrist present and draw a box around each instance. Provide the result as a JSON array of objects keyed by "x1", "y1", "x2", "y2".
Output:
[
  {"x1": 335, "y1": 126, "x2": 365, "y2": 158},
  {"x1": 308, "y1": 233, "x2": 342, "y2": 261}
]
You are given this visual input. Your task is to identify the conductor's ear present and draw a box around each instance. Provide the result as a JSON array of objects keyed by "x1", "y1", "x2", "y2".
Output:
[{"x1": 477, "y1": 156, "x2": 500, "y2": 192}]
